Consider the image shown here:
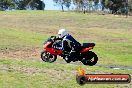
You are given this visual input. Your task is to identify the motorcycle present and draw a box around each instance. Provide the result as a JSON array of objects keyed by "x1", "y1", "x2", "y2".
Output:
[{"x1": 41, "y1": 36, "x2": 98, "y2": 66}]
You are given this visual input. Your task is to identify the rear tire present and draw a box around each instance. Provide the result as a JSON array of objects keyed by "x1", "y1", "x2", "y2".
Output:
[
  {"x1": 81, "y1": 51, "x2": 98, "y2": 66},
  {"x1": 41, "y1": 51, "x2": 57, "y2": 63}
]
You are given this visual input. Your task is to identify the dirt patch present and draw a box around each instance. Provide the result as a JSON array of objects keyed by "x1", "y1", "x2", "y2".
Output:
[
  {"x1": 0, "y1": 48, "x2": 41, "y2": 60},
  {"x1": 0, "y1": 48, "x2": 64, "y2": 62}
]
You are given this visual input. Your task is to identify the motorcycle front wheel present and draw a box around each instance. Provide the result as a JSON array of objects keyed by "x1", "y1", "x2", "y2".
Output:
[
  {"x1": 41, "y1": 51, "x2": 57, "y2": 63},
  {"x1": 81, "y1": 51, "x2": 98, "y2": 66}
]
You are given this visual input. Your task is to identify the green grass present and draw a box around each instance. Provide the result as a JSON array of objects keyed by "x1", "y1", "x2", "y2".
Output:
[
  {"x1": 0, "y1": 10, "x2": 131, "y2": 66},
  {"x1": 0, "y1": 58, "x2": 131, "y2": 88},
  {"x1": 0, "y1": 10, "x2": 132, "y2": 87},
  {"x1": 0, "y1": 28, "x2": 49, "y2": 50}
]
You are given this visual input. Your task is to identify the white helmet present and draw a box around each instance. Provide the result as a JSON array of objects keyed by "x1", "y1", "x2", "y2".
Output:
[{"x1": 58, "y1": 29, "x2": 68, "y2": 38}]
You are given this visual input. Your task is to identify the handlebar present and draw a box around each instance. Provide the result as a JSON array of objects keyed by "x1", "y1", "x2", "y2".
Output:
[{"x1": 50, "y1": 36, "x2": 62, "y2": 42}]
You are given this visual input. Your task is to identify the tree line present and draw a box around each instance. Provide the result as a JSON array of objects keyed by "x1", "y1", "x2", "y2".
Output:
[
  {"x1": 0, "y1": 0, "x2": 45, "y2": 10},
  {"x1": 0, "y1": 0, "x2": 132, "y2": 15},
  {"x1": 53, "y1": 0, "x2": 132, "y2": 15}
]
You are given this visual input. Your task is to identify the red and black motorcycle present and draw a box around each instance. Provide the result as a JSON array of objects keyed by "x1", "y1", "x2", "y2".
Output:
[{"x1": 41, "y1": 36, "x2": 98, "y2": 66}]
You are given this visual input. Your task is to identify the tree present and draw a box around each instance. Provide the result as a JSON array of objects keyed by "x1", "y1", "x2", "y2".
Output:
[
  {"x1": 106, "y1": 0, "x2": 128, "y2": 14},
  {"x1": 29, "y1": 0, "x2": 45, "y2": 10},
  {"x1": 16, "y1": 0, "x2": 27, "y2": 10},
  {"x1": 65, "y1": 0, "x2": 71, "y2": 10},
  {"x1": 15, "y1": 0, "x2": 45, "y2": 10},
  {"x1": 0, "y1": 0, "x2": 15, "y2": 10},
  {"x1": 73, "y1": 0, "x2": 85, "y2": 12},
  {"x1": 94, "y1": 0, "x2": 99, "y2": 6},
  {"x1": 53, "y1": 0, "x2": 71, "y2": 11},
  {"x1": 128, "y1": 0, "x2": 132, "y2": 13},
  {"x1": 101, "y1": 0, "x2": 108, "y2": 11}
]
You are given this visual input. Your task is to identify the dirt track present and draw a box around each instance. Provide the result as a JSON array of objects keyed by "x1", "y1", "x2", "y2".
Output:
[
  {"x1": 0, "y1": 48, "x2": 41, "y2": 60},
  {"x1": 1, "y1": 49, "x2": 132, "y2": 70},
  {"x1": 0, "y1": 47, "x2": 130, "y2": 71}
]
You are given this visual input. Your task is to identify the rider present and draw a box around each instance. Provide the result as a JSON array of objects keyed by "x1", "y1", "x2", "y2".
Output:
[{"x1": 57, "y1": 29, "x2": 81, "y2": 63}]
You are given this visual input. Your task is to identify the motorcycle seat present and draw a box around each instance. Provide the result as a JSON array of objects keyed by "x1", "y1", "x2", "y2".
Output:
[{"x1": 81, "y1": 43, "x2": 95, "y2": 48}]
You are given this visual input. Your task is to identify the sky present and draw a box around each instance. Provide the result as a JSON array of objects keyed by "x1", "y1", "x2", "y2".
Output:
[
  {"x1": 43, "y1": 0, "x2": 60, "y2": 10},
  {"x1": 42, "y1": 0, "x2": 75, "y2": 10},
  {"x1": 42, "y1": 0, "x2": 102, "y2": 11}
]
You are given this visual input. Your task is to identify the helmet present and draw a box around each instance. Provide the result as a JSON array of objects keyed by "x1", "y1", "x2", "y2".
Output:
[{"x1": 58, "y1": 29, "x2": 68, "y2": 38}]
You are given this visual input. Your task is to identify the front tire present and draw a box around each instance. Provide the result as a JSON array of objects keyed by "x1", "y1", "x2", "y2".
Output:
[
  {"x1": 81, "y1": 51, "x2": 98, "y2": 66},
  {"x1": 41, "y1": 51, "x2": 57, "y2": 63}
]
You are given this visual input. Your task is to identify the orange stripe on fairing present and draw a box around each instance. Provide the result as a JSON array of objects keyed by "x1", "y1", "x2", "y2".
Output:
[
  {"x1": 43, "y1": 42, "x2": 52, "y2": 49},
  {"x1": 80, "y1": 47, "x2": 93, "y2": 52}
]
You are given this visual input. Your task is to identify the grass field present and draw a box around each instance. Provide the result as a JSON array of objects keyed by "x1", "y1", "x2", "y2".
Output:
[{"x1": 0, "y1": 10, "x2": 132, "y2": 88}]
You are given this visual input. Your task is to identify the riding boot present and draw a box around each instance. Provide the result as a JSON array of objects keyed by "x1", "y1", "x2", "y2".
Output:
[
  {"x1": 68, "y1": 50, "x2": 77, "y2": 61},
  {"x1": 64, "y1": 56, "x2": 71, "y2": 63}
]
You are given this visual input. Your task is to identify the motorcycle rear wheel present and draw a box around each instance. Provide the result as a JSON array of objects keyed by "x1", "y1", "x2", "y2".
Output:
[
  {"x1": 41, "y1": 51, "x2": 57, "y2": 63},
  {"x1": 81, "y1": 51, "x2": 98, "y2": 66}
]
